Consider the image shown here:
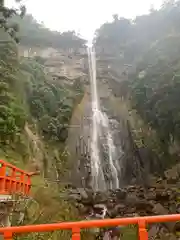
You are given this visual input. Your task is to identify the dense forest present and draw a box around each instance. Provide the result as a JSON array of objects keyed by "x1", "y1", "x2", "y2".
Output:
[
  {"x1": 0, "y1": 2, "x2": 86, "y2": 240},
  {"x1": 0, "y1": 0, "x2": 85, "y2": 145},
  {"x1": 95, "y1": 0, "x2": 180, "y2": 163},
  {"x1": 10, "y1": 14, "x2": 87, "y2": 49}
]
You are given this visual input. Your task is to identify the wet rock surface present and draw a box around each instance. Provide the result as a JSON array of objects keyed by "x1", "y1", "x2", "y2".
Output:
[{"x1": 64, "y1": 175, "x2": 180, "y2": 239}]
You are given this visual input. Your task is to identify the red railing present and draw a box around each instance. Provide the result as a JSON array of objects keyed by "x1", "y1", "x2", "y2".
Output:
[
  {"x1": 0, "y1": 214, "x2": 180, "y2": 240},
  {"x1": 0, "y1": 160, "x2": 32, "y2": 196}
]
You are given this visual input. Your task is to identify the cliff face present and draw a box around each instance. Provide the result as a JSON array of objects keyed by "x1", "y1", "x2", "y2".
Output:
[
  {"x1": 18, "y1": 45, "x2": 87, "y2": 58},
  {"x1": 66, "y1": 51, "x2": 174, "y2": 189},
  {"x1": 66, "y1": 78, "x2": 147, "y2": 188},
  {"x1": 96, "y1": 55, "x2": 180, "y2": 182}
]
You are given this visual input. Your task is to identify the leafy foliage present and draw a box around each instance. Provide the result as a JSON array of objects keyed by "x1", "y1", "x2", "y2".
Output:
[
  {"x1": 0, "y1": 13, "x2": 85, "y2": 240},
  {"x1": 10, "y1": 14, "x2": 87, "y2": 49},
  {"x1": 95, "y1": 0, "x2": 180, "y2": 156},
  {"x1": 0, "y1": 4, "x2": 85, "y2": 240},
  {"x1": 130, "y1": 56, "x2": 180, "y2": 153},
  {"x1": 20, "y1": 58, "x2": 83, "y2": 142},
  {"x1": 0, "y1": 0, "x2": 26, "y2": 43},
  {"x1": 0, "y1": 40, "x2": 26, "y2": 143},
  {"x1": 95, "y1": 1, "x2": 180, "y2": 61},
  {"x1": 0, "y1": 1, "x2": 28, "y2": 143}
]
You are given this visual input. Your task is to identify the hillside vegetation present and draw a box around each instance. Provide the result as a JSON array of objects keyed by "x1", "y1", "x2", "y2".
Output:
[
  {"x1": 95, "y1": 0, "x2": 180, "y2": 170},
  {"x1": 11, "y1": 14, "x2": 87, "y2": 49},
  {"x1": 0, "y1": 2, "x2": 88, "y2": 239}
]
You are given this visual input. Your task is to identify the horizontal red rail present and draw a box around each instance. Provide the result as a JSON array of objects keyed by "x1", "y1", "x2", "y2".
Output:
[
  {"x1": 1, "y1": 214, "x2": 180, "y2": 240},
  {"x1": 0, "y1": 160, "x2": 31, "y2": 175},
  {"x1": 0, "y1": 159, "x2": 32, "y2": 196}
]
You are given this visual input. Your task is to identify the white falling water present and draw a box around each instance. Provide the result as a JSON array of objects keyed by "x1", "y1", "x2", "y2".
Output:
[{"x1": 87, "y1": 46, "x2": 119, "y2": 191}]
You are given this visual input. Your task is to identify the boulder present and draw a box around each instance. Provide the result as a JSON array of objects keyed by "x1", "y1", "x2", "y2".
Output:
[
  {"x1": 77, "y1": 188, "x2": 89, "y2": 199},
  {"x1": 152, "y1": 203, "x2": 176, "y2": 232},
  {"x1": 145, "y1": 190, "x2": 156, "y2": 200},
  {"x1": 155, "y1": 190, "x2": 171, "y2": 202},
  {"x1": 93, "y1": 191, "x2": 108, "y2": 204},
  {"x1": 115, "y1": 189, "x2": 127, "y2": 200},
  {"x1": 148, "y1": 225, "x2": 160, "y2": 239},
  {"x1": 125, "y1": 194, "x2": 141, "y2": 206},
  {"x1": 135, "y1": 199, "x2": 153, "y2": 212}
]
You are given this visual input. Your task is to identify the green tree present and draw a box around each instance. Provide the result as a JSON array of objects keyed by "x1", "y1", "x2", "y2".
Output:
[
  {"x1": 0, "y1": 0, "x2": 26, "y2": 43},
  {"x1": 10, "y1": 14, "x2": 87, "y2": 49},
  {"x1": 21, "y1": 59, "x2": 83, "y2": 142},
  {"x1": 94, "y1": 0, "x2": 180, "y2": 162}
]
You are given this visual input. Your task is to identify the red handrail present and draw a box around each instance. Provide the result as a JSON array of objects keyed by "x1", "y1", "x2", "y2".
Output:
[
  {"x1": 0, "y1": 159, "x2": 32, "y2": 196},
  {"x1": 0, "y1": 214, "x2": 180, "y2": 240}
]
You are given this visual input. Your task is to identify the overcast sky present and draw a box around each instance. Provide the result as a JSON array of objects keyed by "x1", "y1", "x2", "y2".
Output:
[{"x1": 6, "y1": 0, "x2": 163, "y2": 40}]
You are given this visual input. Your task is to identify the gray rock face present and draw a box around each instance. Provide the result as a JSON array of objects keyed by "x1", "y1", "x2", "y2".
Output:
[
  {"x1": 66, "y1": 180, "x2": 180, "y2": 239},
  {"x1": 68, "y1": 98, "x2": 151, "y2": 190},
  {"x1": 67, "y1": 62, "x2": 161, "y2": 190}
]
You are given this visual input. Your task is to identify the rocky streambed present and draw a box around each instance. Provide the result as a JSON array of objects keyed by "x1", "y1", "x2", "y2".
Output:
[{"x1": 64, "y1": 173, "x2": 180, "y2": 239}]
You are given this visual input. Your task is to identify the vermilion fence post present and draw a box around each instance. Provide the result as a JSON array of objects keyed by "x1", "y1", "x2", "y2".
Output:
[
  {"x1": 138, "y1": 220, "x2": 148, "y2": 240},
  {"x1": 4, "y1": 231, "x2": 12, "y2": 240},
  {"x1": 0, "y1": 162, "x2": 6, "y2": 194},
  {"x1": 26, "y1": 175, "x2": 31, "y2": 195},
  {"x1": 20, "y1": 172, "x2": 24, "y2": 194},
  {"x1": 72, "y1": 227, "x2": 81, "y2": 240},
  {"x1": 11, "y1": 168, "x2": 16, "y2": 193}
]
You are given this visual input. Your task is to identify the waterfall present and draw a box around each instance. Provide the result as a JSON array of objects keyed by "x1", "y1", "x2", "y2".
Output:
[{"x1": 87, "y1": 46, "x2": 120, "y2": 191}]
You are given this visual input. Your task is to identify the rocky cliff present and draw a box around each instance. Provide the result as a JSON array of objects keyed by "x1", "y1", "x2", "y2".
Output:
[{"x1": 66, "y1": 61, "x2": 159, "y2": 189}]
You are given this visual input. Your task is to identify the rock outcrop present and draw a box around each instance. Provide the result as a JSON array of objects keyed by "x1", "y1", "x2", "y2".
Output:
[{"x1": 65, "y1": 174, "x2": 180, "y2": 239}]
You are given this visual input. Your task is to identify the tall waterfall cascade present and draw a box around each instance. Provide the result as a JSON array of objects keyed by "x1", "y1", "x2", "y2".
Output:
[{"x1": 87, "y1": 46, "x2": 123, "y2": 191}]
